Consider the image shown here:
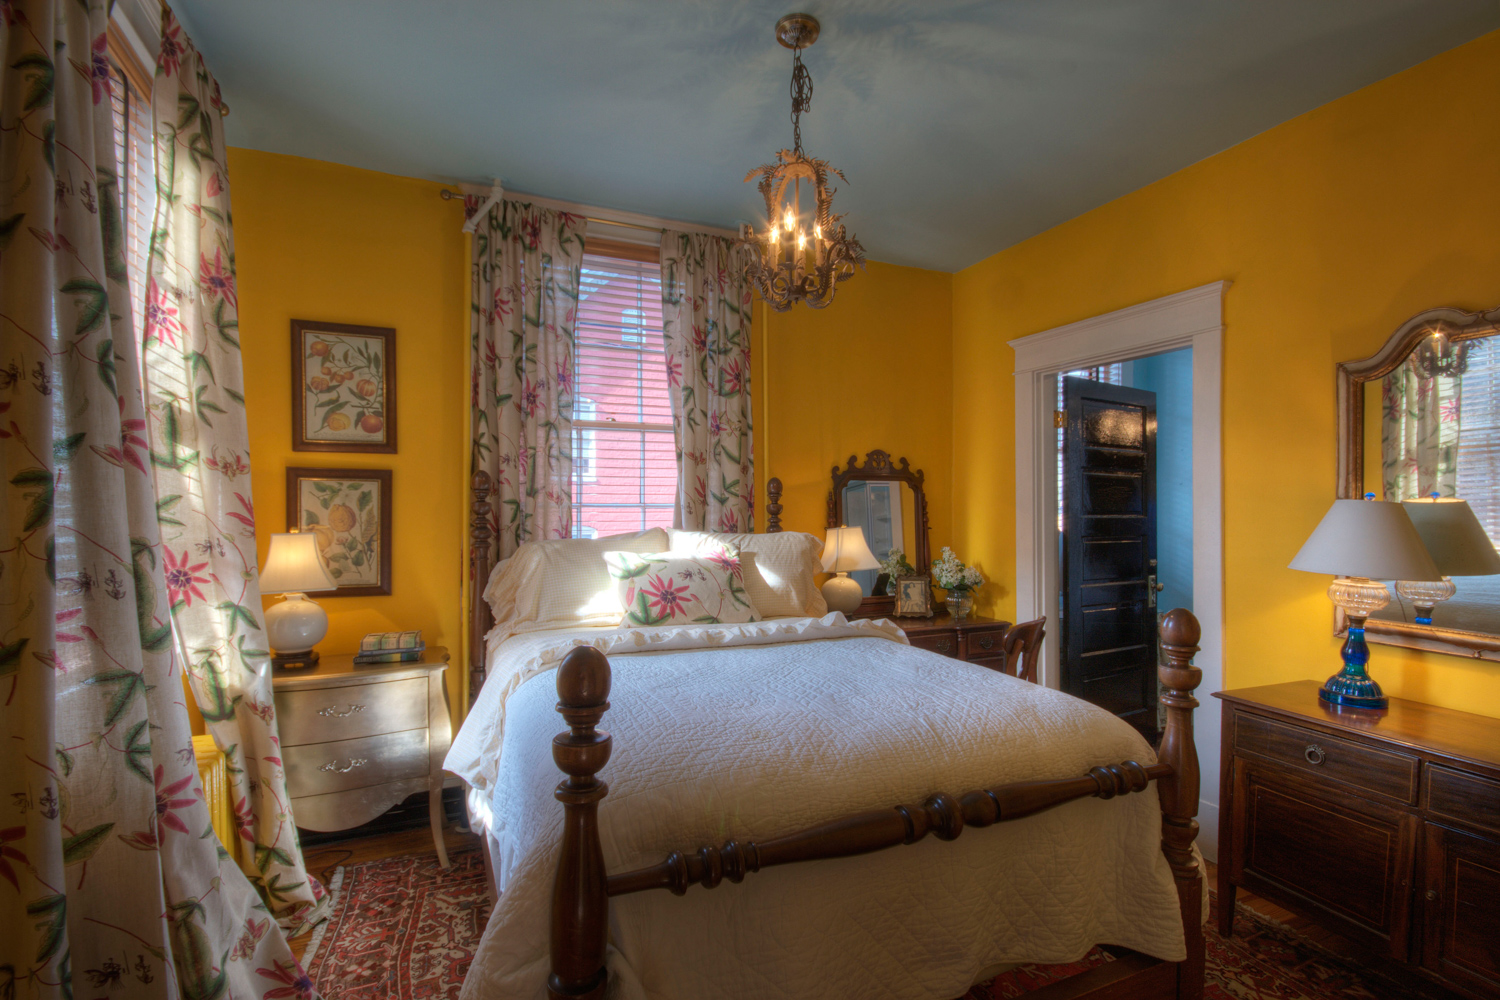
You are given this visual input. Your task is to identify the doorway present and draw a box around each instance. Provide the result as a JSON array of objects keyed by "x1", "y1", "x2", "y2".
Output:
[{"x1": 1009, "y1": 280, "x2": 1225, "y2": 857}]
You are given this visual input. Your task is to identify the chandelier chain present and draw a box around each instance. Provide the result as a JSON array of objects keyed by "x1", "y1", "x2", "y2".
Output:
[{"x1": 789, "y1": 47, "x2": 813, "y2": 155}]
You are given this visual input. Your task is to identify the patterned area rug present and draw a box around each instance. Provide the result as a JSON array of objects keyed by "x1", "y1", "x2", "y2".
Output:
[{"x1": 305, "y1": 850, "x2": 1428, "y2": 1000}]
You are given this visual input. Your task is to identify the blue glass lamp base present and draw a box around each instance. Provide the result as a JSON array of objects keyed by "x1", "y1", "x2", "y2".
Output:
[{"x1": 1320, "y1": 616, "x2": 1388, "y2": 710}]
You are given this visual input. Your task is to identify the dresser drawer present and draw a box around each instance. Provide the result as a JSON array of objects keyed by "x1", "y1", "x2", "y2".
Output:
[
  {"x1": 1426, "y1": 764, "x2": 1500, "y2": 836},
  {"x1": 908, "y1": 632, "x2": 960, "y2": 658},
  {"x1": 1233, "y1": 712, "x2": 1419, "y2": 803},
  {"x1": 283, "y1": 730, "x2": 428, "y2": 798},
  {"x1": 962, "y1": 627, "x2": 1006, "y2": 659},
  {"x1": 275, "y1": 677, "x2": 428, "y2": 747}
]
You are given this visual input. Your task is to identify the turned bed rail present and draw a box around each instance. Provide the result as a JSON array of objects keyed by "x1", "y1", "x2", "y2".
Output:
[{"x1": 544, "y1": 609, "x2": 1206, "y2": 1000}]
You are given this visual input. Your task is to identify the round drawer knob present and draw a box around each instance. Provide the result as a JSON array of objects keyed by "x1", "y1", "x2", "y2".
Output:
[
  {"x1": 1304, "y1": 745, "x2": 1326, "y2": 765},
  {"x1": 978, "y1": 635, "x2": 995, "y2": 651},
  {"x1": 1426, "y1": 889, "x2": 1438, "y2": 902}
]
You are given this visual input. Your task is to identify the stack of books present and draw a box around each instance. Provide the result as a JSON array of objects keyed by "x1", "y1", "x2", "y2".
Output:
[{"x1": 354, "y1": 630, "x2": 425, "y2": 664}]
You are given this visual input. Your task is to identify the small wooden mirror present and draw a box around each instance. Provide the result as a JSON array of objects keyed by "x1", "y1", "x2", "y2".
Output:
[
  {"x1": 828, "y1": 450, "x2": 931, "y2": 618},
  {"x1": 1337, "y1": 305, "x2": 1500, "y2": 660}
]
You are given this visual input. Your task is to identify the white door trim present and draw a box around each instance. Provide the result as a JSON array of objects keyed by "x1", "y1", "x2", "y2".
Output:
[{"x1": 1009, "y1": 280, "x2": 1227, "y2": 856}]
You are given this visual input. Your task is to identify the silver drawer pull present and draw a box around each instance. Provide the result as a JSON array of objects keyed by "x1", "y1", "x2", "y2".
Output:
[
  {"x1": 1304, "y1": 745, "x2": 1326, "y2": 765},
  {"x1": 977, "y1": 635, "x2": 995, "y2": 651},
  {"x1": 318, "y1": 704, "x2": 366, "y2": 718},
  {"x1": 319, "y1": 757, "x2": 368, "y2": 774}
]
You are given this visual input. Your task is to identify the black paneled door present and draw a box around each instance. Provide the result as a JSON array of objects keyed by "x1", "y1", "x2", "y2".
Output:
[{"x1": 1061, "y1": 376, "x2": 1159, "y2": 739}]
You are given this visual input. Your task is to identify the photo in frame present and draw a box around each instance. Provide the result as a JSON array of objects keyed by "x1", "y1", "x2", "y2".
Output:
[
  {"x1": 894, "y1": 575, "x2": 932, "y2": 617},
  {"x1": 285, "y1": 467, "x2": 392, "y2": 597},
  {"x1": 291, "y1": 320, "x2": 396, "y2": 453}
]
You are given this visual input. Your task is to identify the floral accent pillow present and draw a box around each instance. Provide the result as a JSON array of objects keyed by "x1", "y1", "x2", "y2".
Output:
[{"x1": 603, "y1": 543, "x2": 759, "y2": 627}]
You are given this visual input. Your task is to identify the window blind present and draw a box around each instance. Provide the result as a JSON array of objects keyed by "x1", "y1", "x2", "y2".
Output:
[
  {"x1": 1056, "y1": 365, "x2": 1123, "y2": 531},
  {"x1": 108, "y1": 37, "x2": 155, "y2": 345},
  {"x1": 1458, "y1": 337, "x2": 1500, "y2": 546},
  {"x1": 571, "y1": 249, "x2": 675, "y2": 537}
]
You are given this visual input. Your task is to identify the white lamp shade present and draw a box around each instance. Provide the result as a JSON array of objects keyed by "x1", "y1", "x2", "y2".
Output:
[
  {"x1": 259, "y1": 532, "x2": 336, "y2": 594},
  {"x1": 1289, "y1": 499, "x2": 1441, "y2": 581},
  {"x1": 820, "y1": 525, "x2": 881, "y2": 573},
  {"x1": 1402, "y1": 498, "x2": 1500, "y2": 576}
]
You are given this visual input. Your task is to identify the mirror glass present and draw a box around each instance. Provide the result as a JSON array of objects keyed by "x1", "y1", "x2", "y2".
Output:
[
  {"x1": 1361, "y1": 332, "x2": 1500, "y2": 633},
  {"x1": 841, "y1": 480, "x2": 918, "y2": 597}
]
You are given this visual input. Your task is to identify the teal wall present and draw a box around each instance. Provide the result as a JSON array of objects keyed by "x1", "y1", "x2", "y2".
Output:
[{"x1": 1123, "y1": 349, "x2": 1193, "y2": 615}]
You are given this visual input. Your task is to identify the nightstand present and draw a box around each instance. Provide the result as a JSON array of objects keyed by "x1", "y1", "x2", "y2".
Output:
[
  {"x1": 273, "y1": 648, "x2": 453, "y2": 868},
  {"x1": 892, "y1": 613, "x2": 1013, "y2": 671}
]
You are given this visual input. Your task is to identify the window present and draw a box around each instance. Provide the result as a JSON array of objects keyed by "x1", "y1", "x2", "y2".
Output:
[
  {"x1": 1457, "y1": 337, "x2": 1500, "y2": 546},
  {"x1": 1056, "y1": 364, "x2": 1123, "y2": 530},
  {"x1": 570, "y1": 244, "x2": 675, "y2": 537},
  {"x1": 107, "y1": 26, "x2": 155, "y2": 343}
]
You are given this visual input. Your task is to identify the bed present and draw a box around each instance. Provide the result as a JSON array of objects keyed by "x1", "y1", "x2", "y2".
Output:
[{"x1": 451, "y1": 474, "x2": 1205, "y2": 1000}]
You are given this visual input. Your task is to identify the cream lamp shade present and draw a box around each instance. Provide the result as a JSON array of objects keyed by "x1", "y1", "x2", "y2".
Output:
[
  {"x1": 259, "y1": 532, "x2": 335, "y2": 594},
  {"x1": 819, "y1": 525, "x2": 881, "y2": 615},
  {"x1": 820, "y1": 526, "x2": 881, "y2": 574},
  {"x1": 1289, "y1": 499, "x2": 1440, "y2": 581},
  {"x1": 1401, "y1": 498, "x2": 1500, "y2": 576}
]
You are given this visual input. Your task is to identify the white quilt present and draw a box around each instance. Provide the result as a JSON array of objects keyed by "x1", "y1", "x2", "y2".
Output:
[{"x1": 446, "y1": 616, "x2": 1187, "y2": 1000}]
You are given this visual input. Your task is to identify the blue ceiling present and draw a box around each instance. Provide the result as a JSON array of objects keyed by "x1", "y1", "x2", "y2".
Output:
[{"x1": 175, "y1": 0, "x2": 1500, "y2": 271}]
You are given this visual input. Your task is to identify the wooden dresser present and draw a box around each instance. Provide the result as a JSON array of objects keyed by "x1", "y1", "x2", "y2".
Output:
[
  {"x1": 1216, "y1": 681, "x2": 1500, "y2": 999},
  {"x1": 273, "y1": 648, "x2": 452, "y2": 867},
  {"x1": 882, "y1": 613, "x2": 1014, "y2": 672}
]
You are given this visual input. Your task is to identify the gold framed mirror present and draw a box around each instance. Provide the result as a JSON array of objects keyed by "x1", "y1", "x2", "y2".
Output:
[
  {"x1": 828, "y1": 450, "x2": 931, "y2": 618},
  {"x1": 1336, "y1": 305, "x2": 1500, "y2": 660}
]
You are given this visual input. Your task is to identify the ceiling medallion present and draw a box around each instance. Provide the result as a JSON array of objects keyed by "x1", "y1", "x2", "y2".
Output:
[{"x1": 739, "y1": 13, "x2": 866, "y2": 311}]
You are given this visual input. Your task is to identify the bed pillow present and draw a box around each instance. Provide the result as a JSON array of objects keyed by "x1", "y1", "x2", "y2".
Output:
[
  {"x1": 604, "y1": 545, "x2": 759, "y2": 627},
  {"x1": 484, "y1": 528, "x2": 670, "y2": 632},
  {"x1": 669, "y1": 529, "x2": 827, "y2": 618}
]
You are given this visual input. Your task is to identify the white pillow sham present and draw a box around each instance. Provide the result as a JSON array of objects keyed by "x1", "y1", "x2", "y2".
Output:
[
  {"x1": 483, "y1": 528, "x2": 670, "y2": 634},
  {"x1": 668, "y1": 529, "x2": 827, "y2": 618}
]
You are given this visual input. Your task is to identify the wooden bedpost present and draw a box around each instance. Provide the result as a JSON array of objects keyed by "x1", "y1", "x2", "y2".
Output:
[
  {"x1": 765, "y1": 477, "x2": 783, "y2": 533},
  {"x1": 1157, "y1": 608, "x2": 1204, "y2": 1000},
  {"x1": 549, "y1": 647, "x2": 613, "y2": 1000},
  {"x1": 470, "y1": 470, "x2": 494, "y2": 703}
]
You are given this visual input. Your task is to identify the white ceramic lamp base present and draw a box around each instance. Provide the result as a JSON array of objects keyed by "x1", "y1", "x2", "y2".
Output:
[
  {"x1": 821, "y1": 572, "x2": 864, "y2": 615},
  {"x1": 266, "y1": 593, "x2": 329, "y2": 666}
]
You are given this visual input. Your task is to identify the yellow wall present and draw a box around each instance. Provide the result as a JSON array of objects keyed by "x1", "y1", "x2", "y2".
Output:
[
  {"x1": 952, "y1": 29, "x2": 1500, "y2": 718},
  {"x1": 230, "y1": 149, "x2": 470, "y2": 721},
  {"x1": 755, "y1": 261, "x2": 955, "y2": 553}
]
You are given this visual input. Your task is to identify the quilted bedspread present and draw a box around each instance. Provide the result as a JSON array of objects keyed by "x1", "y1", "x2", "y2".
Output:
[{"x1": 446, "y1": 616, "x2": 1188, "y2": 1000}]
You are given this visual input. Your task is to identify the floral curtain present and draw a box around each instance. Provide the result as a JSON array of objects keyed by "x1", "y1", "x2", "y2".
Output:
[
  {"x1": 141, "y1": 11, "x2": 328, "y2": 934},
  {"x1": 659, "y1": 231, "x2": 755, "y2": 531},
  {"x1": 1382, "y1": 355, "x2": 1460, "y2": 500},
  {"x1": 0, "y1": 1, "x2": 313, "y2": 996},
  {"x1": 467, "y1": 191, "x2": 586, "y2": 556}
]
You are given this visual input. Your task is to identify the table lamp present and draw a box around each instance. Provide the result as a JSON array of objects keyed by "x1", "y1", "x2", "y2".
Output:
[
  {"x1": 260, "y1": 531, "x2": 336, "y2": 667},
  {"x1": 1289, "y1": 498, "x2": 1440, "y2": 709},
  {"x1": 1396, "y1": 496, "x2": 1500, "y2": 624},
  {"x1": 820, "y1": 525, "x2": 881, "y2": 615}
]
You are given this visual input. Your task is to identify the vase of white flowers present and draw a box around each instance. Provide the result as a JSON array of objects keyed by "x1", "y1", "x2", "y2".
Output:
[{"x1": 931, "y1": 546, "x2": 983, "y2": 621}]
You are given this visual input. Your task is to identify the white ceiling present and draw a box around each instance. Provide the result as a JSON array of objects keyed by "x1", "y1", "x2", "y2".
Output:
[{"x1": 173, "y1": 0, "x2": 1500, "y2": 271}]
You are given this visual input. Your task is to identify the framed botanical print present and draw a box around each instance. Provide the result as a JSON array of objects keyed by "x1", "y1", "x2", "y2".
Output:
[
  {"x1": 291, "y1": 320, "x2": 396, "y2": 453},
  {"x1": 894, "y1": 575, "x2": 932, "y2": 617},
  {"x1": 286, "y1": 468, "x2": 392, "y2": 597}
]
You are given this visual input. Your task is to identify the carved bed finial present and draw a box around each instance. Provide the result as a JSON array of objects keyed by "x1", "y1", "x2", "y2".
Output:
[
  {"x1": 548, "y1": 647, "x2": 613, "y2": 1000},
  {"x1": 766, "y1": 477, "x2": 783, "y2": 533},
  {"x1": 1156, "y1": 607, "x2": 1205, "y2": 998}
]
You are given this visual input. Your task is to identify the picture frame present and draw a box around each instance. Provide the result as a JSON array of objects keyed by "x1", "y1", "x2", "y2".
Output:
[
  {"x1": 894, "y1": 575, "x2": 932, "y2": 617},
  {"x1": 286, "y1": 467, "x2": 392, "y2": 597},
  {"x1": 291, "y1": 320, "x2": 397, "y2": 453}
]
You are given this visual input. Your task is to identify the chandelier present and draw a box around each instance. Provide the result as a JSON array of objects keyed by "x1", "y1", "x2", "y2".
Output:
[
  {"x1": 739, "y1": 13, "x2": 866, "y2": 311},
  {"x1": 1411, "y1": 323, "x2": 1470, "y2": 379}
]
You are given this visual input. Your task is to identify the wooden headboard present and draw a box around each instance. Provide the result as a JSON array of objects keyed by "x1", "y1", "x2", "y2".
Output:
[{"x1": 467, "y1": 475, "x2": 785, "y2": 702}]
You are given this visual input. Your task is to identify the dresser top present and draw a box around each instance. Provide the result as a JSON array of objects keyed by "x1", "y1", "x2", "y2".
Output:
[
  {"x1": 272, "y1": 646, "x2": 449, "y2": 691},
  {"x1": 890, "y1": 613, "x2": 1009, "y2": 636},
  {"x1": 1216, "y1": 680, "x2": 1500, "y2": 772}
]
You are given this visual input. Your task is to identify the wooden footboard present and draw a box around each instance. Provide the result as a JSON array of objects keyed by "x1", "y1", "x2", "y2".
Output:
[{"x1": 544, "y1": 609, "x2": 1206, "y2": 1000}]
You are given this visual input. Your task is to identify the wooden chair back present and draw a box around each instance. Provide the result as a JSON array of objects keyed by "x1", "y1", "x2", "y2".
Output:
[{"x1": 1002, "y1": 617, "x2": 1046, "y2": 683}]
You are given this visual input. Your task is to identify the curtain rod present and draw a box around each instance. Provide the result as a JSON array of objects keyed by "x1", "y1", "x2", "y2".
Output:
[{"x1": 437, "y1": 188, "x2": 738, "y2": 238}]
